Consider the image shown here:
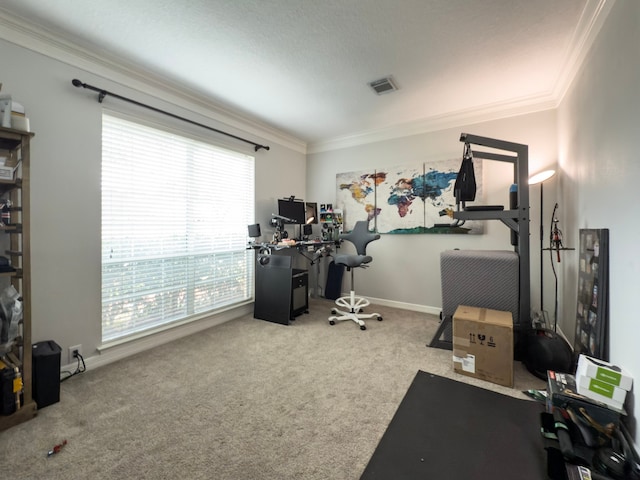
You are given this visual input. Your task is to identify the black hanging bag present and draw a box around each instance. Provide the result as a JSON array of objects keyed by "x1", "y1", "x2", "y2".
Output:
[{"x1": 453, "y1": 143, "x2": 477, "y2": 203}]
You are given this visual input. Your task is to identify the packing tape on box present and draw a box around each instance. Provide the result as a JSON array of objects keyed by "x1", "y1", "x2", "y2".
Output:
[{"x1": 453, "y1": 335, "x2": 470, "y2": 347}]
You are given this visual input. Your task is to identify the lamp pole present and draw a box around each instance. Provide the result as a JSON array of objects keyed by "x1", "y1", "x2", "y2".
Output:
[
  {"x1": 539, "y1": 181, "x2": 545, "y2": 313},
  {"x1": 528, "y1": 169, "x2": 556, "y2": 321}
]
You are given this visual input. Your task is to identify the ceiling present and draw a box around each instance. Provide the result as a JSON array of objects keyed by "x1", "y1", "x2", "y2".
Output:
[{"x1": 0, "y1": 1, "x2": 611, "y2": 150}]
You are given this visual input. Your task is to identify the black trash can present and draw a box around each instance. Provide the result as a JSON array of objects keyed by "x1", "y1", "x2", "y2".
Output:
[
  {"x1": 32, "y1": 340, "x2": 61, "y2": 409},
  {"x1": 0, "y1": 362, "x2": 17, "y2": 415},
  {"x1": 325, "y1": 260, "x2": 344, "y2": 300}
]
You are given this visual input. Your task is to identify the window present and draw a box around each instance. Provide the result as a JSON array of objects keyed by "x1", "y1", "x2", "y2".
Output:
[{"x1": 101, "y1": 113, "x2": 255, "y2": 342}]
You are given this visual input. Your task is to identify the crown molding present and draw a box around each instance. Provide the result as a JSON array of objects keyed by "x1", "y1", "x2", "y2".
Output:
[
  {"x1": 0, "y1": 10, "x2": 307, "y2": 154},
  {"x1": 308, "y1": 0, "x2": 616, "y2": 154},
  {"x1": 307, "y1": 94, "x2": 558, "y2": 154},
  {"x1": 0, "y1": 1, "x2": 615, "y2": 156},
  {"x1": 552, "y1": 0, "x2": 616, "y2": 102}
]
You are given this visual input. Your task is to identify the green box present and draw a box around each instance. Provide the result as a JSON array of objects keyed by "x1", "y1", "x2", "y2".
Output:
[
  {"x1": 576, "y1": 354, "x2": 633, "y2": 391},
  {"x1": 576, "y1": 374, "x2": 626, "y2": 410}
]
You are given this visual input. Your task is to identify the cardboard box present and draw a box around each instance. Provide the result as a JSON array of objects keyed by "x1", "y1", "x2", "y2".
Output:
[
  {"x1": 576, "y1": 354, "x2": 633, "y2": 391},
  {"x1": 547, "y1": 370, "x2": 624, "y2": 427},
  {"x1": 452, "y1": 305, "x2": 513, "y2": 387},
  {"x1": 576, "y1": 374, "x2": 626, "y2": 410},
  {"x1": 10, "y1": 113, "x2": 30, "y2": 132},
  {"x1": 0, "y1": 165, "x2": 16, "y2": 181},
  {"x1": 0, "y1": 149, "x2": 18, "y2": 182}
]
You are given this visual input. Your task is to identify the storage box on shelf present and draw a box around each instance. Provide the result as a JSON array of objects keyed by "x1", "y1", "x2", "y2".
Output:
[
  {"x1": 0, "y1": 146, "x2": 19, "y2": 182},
  {"x1": 0, "y1": 125, "x2": 35, "y2": 432}
]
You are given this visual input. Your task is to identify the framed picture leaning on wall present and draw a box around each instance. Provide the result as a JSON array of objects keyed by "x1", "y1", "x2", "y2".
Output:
[{"x1": 574, "y1": 228, "x2": 609, "y2": 360}]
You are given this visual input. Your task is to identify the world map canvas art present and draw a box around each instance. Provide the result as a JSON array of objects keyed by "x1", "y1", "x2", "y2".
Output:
[{"x1": 336, "y1": 158, "x2": 484, "y2": 234}]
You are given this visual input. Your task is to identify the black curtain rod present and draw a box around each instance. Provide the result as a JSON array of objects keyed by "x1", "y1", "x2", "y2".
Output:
[{"x1": 71, "y1": 79, "x2": 270, "y2": 152}]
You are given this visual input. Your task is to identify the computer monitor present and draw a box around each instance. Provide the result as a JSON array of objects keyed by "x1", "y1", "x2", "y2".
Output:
[{"x1": 277, "y1": 198, "x2": 306, "y2": 224}]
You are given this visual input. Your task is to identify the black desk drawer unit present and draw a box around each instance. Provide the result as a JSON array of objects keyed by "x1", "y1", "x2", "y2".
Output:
[
  {"x1": 291, "y1": 269, "x2": 308, "y2": 317},
  {"x1": 254, "y1": 254, "x2": 308, "y2": 325}
]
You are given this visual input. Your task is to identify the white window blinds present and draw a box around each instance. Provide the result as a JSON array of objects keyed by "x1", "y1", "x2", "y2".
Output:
[{"x1": 101, "y1": 114, "x2": 255, "y2": 342}]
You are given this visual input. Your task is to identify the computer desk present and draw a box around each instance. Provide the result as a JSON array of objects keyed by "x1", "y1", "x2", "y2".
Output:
[{"x1": 249, "y1": 240, "x2": 335, "y2": 324}]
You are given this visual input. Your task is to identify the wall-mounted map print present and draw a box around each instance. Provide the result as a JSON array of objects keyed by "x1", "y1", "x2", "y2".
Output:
[
  {"x1": 336, "y1": 158, "x2": 484, "y2": 234},
  {"x1": 335, "y1": 170, "x2": 383, "y2": 228}
]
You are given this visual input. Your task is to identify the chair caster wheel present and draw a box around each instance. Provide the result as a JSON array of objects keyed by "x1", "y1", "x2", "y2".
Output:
[
  {"x1": 360, "y1": 325, "x2": 366, "y2": 330},
  {"x1": 331, "y1": 309, "x2": 337, "y2": 314},
  {"x1": 329, "y1": 320, "x2": 335, "y2": 325},
  {"x1": 377, "y1": 316, "x2": 383, "y2": 321}
]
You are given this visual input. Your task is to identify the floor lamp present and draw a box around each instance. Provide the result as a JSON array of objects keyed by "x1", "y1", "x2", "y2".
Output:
[
  {"x1": 525, "y1": 169, "x2": 574, "y2": 380},
  {"x1": 528, "y1": 169, "x2": 556, "y2": 325}
]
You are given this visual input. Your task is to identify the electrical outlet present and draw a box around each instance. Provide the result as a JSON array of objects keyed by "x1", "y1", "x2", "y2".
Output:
[{"x1": 68, "y1": 344, "x2": 82, "y2": 363}]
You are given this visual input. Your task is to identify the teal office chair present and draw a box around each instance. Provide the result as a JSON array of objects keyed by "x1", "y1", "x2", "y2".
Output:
[{"x1": 329, "y1": 220, "x2": 383, "y2": 330}]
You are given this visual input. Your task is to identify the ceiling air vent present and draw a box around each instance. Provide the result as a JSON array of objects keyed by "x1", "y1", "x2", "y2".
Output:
[{"x1": 368, "y1": 76, "x2": 398, "y2": 95}]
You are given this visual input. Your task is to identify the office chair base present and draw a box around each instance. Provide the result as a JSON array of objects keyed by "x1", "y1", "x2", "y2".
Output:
[{"x1": 328, "y1": 291, "x2": 382, "y2": 330}]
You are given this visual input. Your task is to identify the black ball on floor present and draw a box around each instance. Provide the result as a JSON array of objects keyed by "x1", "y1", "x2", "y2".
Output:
[{"x1": 523, "y1": 329, "x2": 574, "y2": 380}]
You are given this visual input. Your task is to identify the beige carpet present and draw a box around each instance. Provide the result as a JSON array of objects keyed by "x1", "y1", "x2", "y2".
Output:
[{"x1": 1, "y1": 298, "x2": 545, "y2": 479}]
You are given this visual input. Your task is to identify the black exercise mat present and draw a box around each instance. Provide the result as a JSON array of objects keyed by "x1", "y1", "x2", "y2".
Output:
[{"x1": 361, "y1": 370, "x2": 546, "y2": 480}]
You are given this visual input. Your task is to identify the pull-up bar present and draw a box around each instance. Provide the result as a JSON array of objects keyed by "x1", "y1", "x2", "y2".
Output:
[{"x1": 71, "y1": 79, "x2": 270, "y2": 152}]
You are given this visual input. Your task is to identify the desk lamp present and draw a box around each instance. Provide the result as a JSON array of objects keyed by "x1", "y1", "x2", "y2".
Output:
[
  {"x1": 302, "y1": 218, "x2": 313, "y2": 239},
  {"x1": 270, "y1": 215, "x2": 288, "y2": 243}
]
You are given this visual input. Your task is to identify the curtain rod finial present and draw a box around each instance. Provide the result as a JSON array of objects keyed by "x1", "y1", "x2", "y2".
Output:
[{"x1": 72, "y1": 79, "x2": 84, "y2": 88}]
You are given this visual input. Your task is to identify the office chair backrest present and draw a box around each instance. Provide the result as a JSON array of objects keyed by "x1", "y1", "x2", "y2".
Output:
[{"x1": 342, "y1": 221, "x2": 380, "y2": 255}]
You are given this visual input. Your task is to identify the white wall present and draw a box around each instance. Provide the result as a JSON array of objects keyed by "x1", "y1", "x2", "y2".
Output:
[
  {"x1": 558, "y1": 0, "x2": 640, "y2": 442},
  {"x1": 0, "y1": 38, "x2": 306, "y2": 367},
  {"x1": 307, "y1": 111, "x2": 558, "y2": 313}
]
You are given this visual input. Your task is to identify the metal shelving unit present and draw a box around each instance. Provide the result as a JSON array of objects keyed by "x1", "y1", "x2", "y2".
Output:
[{"x1": 0, "y1": 126, "x2": 36, "y2": 432}]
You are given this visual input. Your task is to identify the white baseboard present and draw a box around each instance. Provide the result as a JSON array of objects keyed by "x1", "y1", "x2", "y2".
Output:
[
  {"x1": 61, "y1": 303, "x2": 253, "y2": 372},
  {"x1": 338, "y1": 293, "x2": 441, "y2": 317}
]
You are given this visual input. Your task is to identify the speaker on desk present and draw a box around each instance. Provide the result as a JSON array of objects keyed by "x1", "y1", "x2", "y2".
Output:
[
  {"x1": 302, "y1": 223, "x2": 312, "y2": 237},
  {"x1": 32, "y1": 340, "x2": 62, "y2": 409},
  {"x1": 248, "y1": 223, "x2": 261, "y2": 238}
]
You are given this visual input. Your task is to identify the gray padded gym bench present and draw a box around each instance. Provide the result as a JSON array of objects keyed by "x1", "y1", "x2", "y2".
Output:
[{"x1": 429, "y1": 249, "x2": 519, "y2": 350}]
